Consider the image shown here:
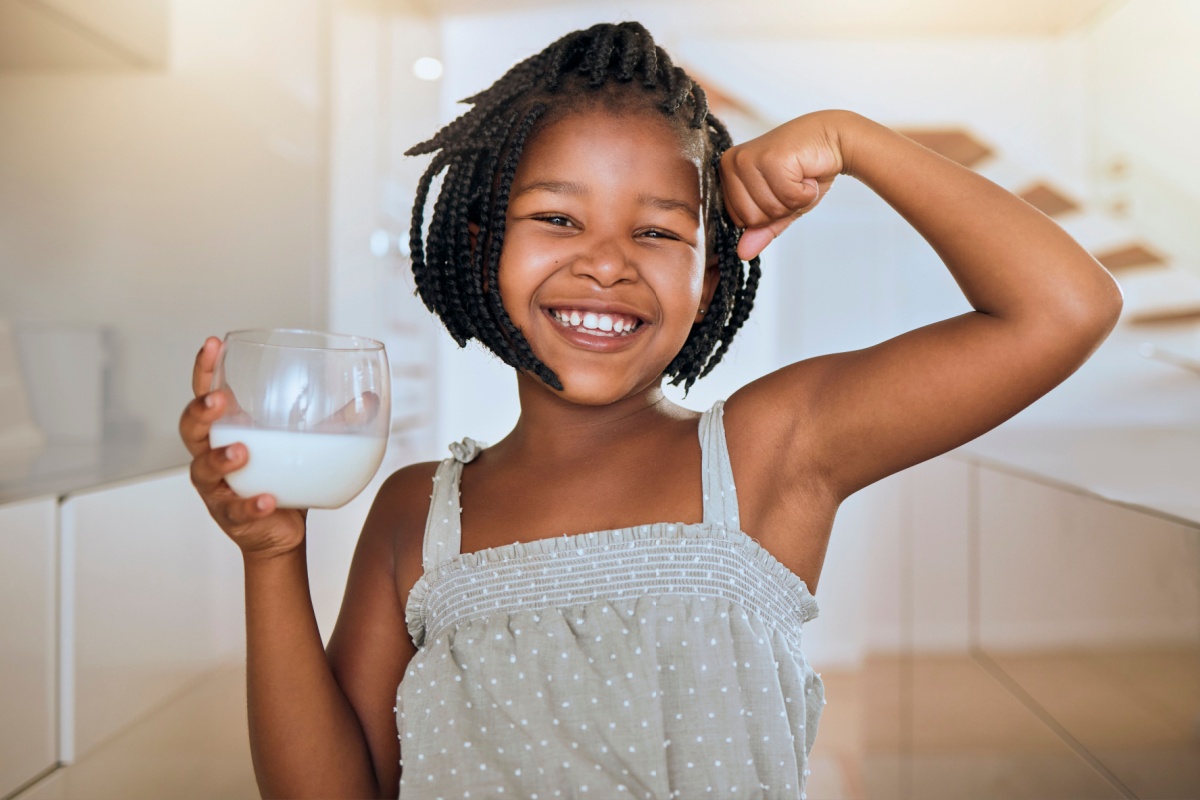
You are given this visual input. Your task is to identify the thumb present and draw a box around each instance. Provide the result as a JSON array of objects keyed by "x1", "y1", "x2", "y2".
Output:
[
  {"x1": 735, "y1": 178, "x2": 821, "y2": 260},
  {"x1": 737, "y1": 227, "x2": 776, "y2": 261}
]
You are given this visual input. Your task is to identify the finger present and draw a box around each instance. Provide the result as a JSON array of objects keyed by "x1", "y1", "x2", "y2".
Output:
[
  {"x1": 736, "y1": 227, "x2": 772, "y2": 262},
  {"x1": 738, "y1": 177, "x2": 825, "y2": 259},
  {"x1": 735, "y1": 162, "x2": 795, "y2": 223},
  {"x1": 190, "y1": 438, "x2": 246, "y2": 494},
  {"x1": 762, "y1": 170, "x2": 820, "y2": 214},
  {"x1": 718, "y1": 151, "x2": 756, "y2": 229},
  {"x1": 224, "y1": 493, "x2": 276, "y2": 527},
  {"x1": 312, "y1": 390, "x2": 382, "y2": 433},
  {"x1": 179, "y1": 392, "x2": 224, "y2": 458},
  {"x1": 192, "y1": 337, "x2": 221, "y2": 398}
]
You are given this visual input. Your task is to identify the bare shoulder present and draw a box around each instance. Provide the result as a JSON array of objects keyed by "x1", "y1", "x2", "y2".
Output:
[
  {"x1": 378, "y1": 460, "x2": 442, "y2": 526},
  {"x1": 347, "y1": 459, "x2": 442, "y2": 569},
  {"x1": 721, "y1": 357, "x2": 840, "y2": 532},
  {"x1": 376, "y1": 460, "x2": 443, "y2": 615},
  {"x1": 722, "y1": 357, "x2": 832, "y2": 488}
]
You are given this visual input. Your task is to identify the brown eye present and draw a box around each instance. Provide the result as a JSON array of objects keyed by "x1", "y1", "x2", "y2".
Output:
[{"x1": 640, "y1": 228, "x2": 676, "y2": 240}]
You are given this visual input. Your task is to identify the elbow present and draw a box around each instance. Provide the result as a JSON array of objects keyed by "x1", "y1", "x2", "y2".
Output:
[{"x1": 1060, "y1": 268, "x2": 1125, "y2": 338}]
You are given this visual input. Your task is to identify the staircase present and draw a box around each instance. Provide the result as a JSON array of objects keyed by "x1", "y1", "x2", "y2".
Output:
[{"x1": 897, "y1": 127, "x2": 1200, "y2": 330}]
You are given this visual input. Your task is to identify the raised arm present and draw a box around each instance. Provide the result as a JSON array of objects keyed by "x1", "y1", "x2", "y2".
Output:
[{"x1": 720, "y1": 110, "x2": 1123, "y2": 502}]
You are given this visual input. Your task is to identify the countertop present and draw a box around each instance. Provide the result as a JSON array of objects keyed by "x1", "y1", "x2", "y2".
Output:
[
  {"x1": 950, "y1": 319, "x2": 1200, "y2": 528},
  {"x1": 0, "y1": 426, "x2": 190, "y2": 505}
]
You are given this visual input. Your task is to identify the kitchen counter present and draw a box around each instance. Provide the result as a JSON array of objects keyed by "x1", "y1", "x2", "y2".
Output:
[
  {"x1": 951, "y1": 319, "x2": 1200, "y2": 528},
  {"x1": 0, "y1": 427, "x2": 190, "y2": 505}
]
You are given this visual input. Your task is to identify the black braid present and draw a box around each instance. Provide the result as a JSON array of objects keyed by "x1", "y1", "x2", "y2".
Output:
[{"x1": 406, "y1": 21, "x2": 762, "y2": 394}]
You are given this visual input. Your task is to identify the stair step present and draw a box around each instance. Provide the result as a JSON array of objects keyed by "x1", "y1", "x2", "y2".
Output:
[
  {"x1": 1056, "y1": 212, "x2": 1138, "y2": 256},
  {"x1": 896, "y1": 128, "x2": 993, "y2": 168},
  {"x1": 1093, "y1": 243, "x2": 1168, "y2": 271},
  {"x1": 1017, "y1": 181, "x2": 1081, "y2": 217},
  {"x1": 1115, "y1": 264, "x2": 1200, "y2": 324}
]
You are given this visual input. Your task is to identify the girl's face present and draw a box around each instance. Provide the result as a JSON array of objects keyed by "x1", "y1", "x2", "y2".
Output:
[{"x1": 498, "y1": 108, "x2": 718, "y2": 405}]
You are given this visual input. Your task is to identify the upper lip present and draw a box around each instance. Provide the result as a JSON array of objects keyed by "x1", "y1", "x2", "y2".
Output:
[{"x1": 540, "y1": 299, "x2": 652, "y2": 324}]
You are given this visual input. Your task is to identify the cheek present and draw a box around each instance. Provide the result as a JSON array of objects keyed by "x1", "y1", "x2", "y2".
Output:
[
  {"x1": 655, "y1": 257, "x2": 706, "y2": 311},
  {"x1": 496, "y1": 243, "x2": 554, "y2": 321}
]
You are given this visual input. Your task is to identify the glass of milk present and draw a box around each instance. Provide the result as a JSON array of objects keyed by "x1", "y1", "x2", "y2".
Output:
[{"x1": 207, "y1": 328, "x2": 391, "y2": 509}]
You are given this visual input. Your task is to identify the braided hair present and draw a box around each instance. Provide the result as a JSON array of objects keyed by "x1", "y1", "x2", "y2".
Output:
[{"x1": 406, "y1": 21, "x2": 761, "y2": 394}]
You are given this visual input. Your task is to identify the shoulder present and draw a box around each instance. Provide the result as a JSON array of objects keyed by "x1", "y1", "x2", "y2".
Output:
[
  {"x1": 374, "y1": 459, "x2": 444, "y2": 532},
  {"x1": 721, "y1": 357, "x2": 826, "y2": 470},
  {"x1": 367, "y1": 460, "x2": 444, "y2": 614},
  {"x1": 349, "y1": 459, "x2": 445, "y2": 564},
  {"x1": 719, "y1": 357, "x2": 839, "y2": 521}
]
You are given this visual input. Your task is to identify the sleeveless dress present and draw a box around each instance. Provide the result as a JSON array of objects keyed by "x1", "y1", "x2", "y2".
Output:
[{"x1": 397, "y1": 400, "x2": 825, "y2": 799}]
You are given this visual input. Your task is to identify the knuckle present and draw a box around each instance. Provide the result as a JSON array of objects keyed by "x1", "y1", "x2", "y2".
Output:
[{"x1": 189, "y1": 459, "x2": 206, "y2": 488}]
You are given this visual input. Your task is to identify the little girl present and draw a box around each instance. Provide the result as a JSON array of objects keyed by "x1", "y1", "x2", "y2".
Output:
[{"x1": 180, "y1": 21, "x2": 1122, "y2": 800}]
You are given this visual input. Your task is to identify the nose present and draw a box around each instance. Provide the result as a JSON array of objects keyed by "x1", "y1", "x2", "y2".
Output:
[{"x1": 569, "y1": 236, "x2": 638, "y2": 287}]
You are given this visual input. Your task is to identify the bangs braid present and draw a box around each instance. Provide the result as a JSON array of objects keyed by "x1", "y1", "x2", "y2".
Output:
[
  {"x1": 406, "y1": 21, "x2": 762, "y2": 393},
  {"x1": 479, "y1": 104, "x2": 559, "y2": 389}
]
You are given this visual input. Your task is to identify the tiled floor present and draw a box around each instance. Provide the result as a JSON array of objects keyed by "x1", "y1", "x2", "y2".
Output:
[
  {"x1": 14, "y1": 649, "x2": 1199, "y2": 799},
  {"x1": 810, "y1": 649, "x2": 1200, "y2": 800},
  {"x1": 14, "y1": 663, "x2": 258, "y2": 800}
]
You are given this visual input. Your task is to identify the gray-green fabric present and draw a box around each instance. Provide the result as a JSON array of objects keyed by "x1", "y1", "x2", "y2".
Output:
[{"x1": 397, "y1": 400, "x2": 825, "y2": 799}]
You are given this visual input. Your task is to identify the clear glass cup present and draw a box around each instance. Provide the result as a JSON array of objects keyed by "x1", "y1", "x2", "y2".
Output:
[{"x1": 207, "y1": 328, "x2": 391, "y2": 509}]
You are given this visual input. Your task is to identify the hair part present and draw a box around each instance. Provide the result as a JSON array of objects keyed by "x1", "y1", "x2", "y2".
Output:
[{"x1": 405, "y1": 21, "x2": 761, "y2": 394}]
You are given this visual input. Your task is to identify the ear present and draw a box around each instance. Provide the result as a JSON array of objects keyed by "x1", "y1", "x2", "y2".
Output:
[
  {"x1": 468, "y1": 221, "x2": 480, "y2": 256},
  {"x1": 696, "y1": 253, "x2": 720, "y2": 324}
]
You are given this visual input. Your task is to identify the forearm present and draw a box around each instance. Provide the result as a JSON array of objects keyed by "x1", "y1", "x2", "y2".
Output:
[
  {"x1": 832, "y1": 110, "x2": 1123, "y2": 328},
  {"x1": 244, "y1": 542, "x2": 381, "y2": 799}
]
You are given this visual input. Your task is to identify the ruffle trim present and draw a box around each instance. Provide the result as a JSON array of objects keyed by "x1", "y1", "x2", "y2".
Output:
[
  {"x1": 448, "y1": 437, "x2": 485, "y2": 463},
  {"x1": 405, "y1": 520, "x2": 819, "y2": 649}
]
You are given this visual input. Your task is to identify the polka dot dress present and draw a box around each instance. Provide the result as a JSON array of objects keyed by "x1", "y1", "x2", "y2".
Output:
[{"x1": 397, "y1": 401, "x2": 825, "y2": 799}]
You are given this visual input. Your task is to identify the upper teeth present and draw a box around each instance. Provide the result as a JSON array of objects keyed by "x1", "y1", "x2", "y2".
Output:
[{"x1": 550, "y1": 308, "x2": 641, "y2": 334}]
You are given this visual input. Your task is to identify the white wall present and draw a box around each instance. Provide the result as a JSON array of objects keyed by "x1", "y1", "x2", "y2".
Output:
[
  {"x1": 0, "y1": 0, "x2": 328, "y2": 439},
  {"x1": 1083, "y1": 0, "x2": 1200, "y2": 267}
]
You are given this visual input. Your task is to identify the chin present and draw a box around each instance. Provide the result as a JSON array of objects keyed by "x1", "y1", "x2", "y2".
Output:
[{"x1": 548, "y1": 369, "x2": 653, "y2": 406}]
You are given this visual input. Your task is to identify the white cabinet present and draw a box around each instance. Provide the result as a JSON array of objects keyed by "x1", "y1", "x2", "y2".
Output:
[
  {"x1": 0, "y1": 496, "x2": 57, "y2": 798},
  {"x1": 59, "y1": 468, "x2": 244, "y2": 762},
  {"x1": 975, "y1": 466, "x2": 1200, "y2": 800}
]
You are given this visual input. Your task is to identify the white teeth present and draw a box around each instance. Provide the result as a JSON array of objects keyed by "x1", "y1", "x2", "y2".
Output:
[{"x1": 549, "y1": 308, "x2": 641, "y2": 336}]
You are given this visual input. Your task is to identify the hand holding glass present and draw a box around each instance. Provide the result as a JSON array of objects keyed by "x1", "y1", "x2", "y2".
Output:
[{"x1": 207, "y1": 329, "x2": 391, "y2": 509}]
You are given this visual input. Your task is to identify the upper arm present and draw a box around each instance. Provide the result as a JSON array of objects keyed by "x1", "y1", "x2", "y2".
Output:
[
  {"x1": 731, "y1": 308, "x2": 1119, "y2": 503},
  {"x1": 324, "y1": 463, "x2": 433, "y2": 799}
]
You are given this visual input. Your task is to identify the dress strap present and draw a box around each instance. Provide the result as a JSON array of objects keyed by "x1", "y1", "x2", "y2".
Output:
[
  {"x1": 699, "y1": 399, "x2": 742, "y2": 530},
  {"x1": 421, "y1": 436, "x2": 485, "y2": 573}
]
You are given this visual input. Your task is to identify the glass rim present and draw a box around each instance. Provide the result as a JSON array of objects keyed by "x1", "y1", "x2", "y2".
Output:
[{"x1": 223, "y1": 328, "x2": 385, "y2": 352}]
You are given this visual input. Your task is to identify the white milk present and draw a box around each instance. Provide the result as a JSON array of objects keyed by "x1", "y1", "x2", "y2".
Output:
[{"x1": 209, "y1": 425, "x2": 387, "y2": 509}]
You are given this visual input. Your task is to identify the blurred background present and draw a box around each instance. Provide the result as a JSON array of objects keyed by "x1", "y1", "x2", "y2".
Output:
[{"x1": 1, "y1": 0, "x2": 1199, "y2": 798}]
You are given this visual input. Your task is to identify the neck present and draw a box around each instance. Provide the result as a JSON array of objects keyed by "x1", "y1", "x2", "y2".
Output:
[{"x1": 496, "y1": 372, "x2": 689, "y2": 462}]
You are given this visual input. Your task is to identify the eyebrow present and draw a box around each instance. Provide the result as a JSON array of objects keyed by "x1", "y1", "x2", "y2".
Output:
[
  {"x1": 511, "y1": 179, "x2": 587, "y2": 198},
  {"x1": 511, "y1": 180, "x2": 699, "y2": 221},
  {"x1": 638, "y1": 192, "x2": 699, "y2": 221}
]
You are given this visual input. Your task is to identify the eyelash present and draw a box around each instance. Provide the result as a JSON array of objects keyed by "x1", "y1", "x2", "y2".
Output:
[{"x1": 531, "y1": 215, "x2": 676, "y2": 240}]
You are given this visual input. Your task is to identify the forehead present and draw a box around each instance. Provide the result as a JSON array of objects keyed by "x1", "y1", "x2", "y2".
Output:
[{"x1": 513, "y1": 108, "x2": 705, "y2": 198}]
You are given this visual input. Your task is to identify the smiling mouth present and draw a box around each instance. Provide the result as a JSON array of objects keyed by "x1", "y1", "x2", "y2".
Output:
[{"x1": 546, "y1": 307, "x2": 645, "y2": 337}]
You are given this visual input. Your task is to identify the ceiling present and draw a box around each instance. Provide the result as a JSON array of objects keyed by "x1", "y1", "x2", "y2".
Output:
[
  {"x1": 0, "y1": 0, "x2": 1127, "y2": 72},
  {"x1": 0, "y1": 0, "x2": 168, "y2": 70},
  {"x1": 413, "y1": 0, "x2": 1127, "y2": 37}
]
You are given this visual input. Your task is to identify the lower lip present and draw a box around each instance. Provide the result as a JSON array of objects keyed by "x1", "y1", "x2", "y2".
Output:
[{"x1": 541, "y1": 309, "x2": 648, "y2": 352}]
